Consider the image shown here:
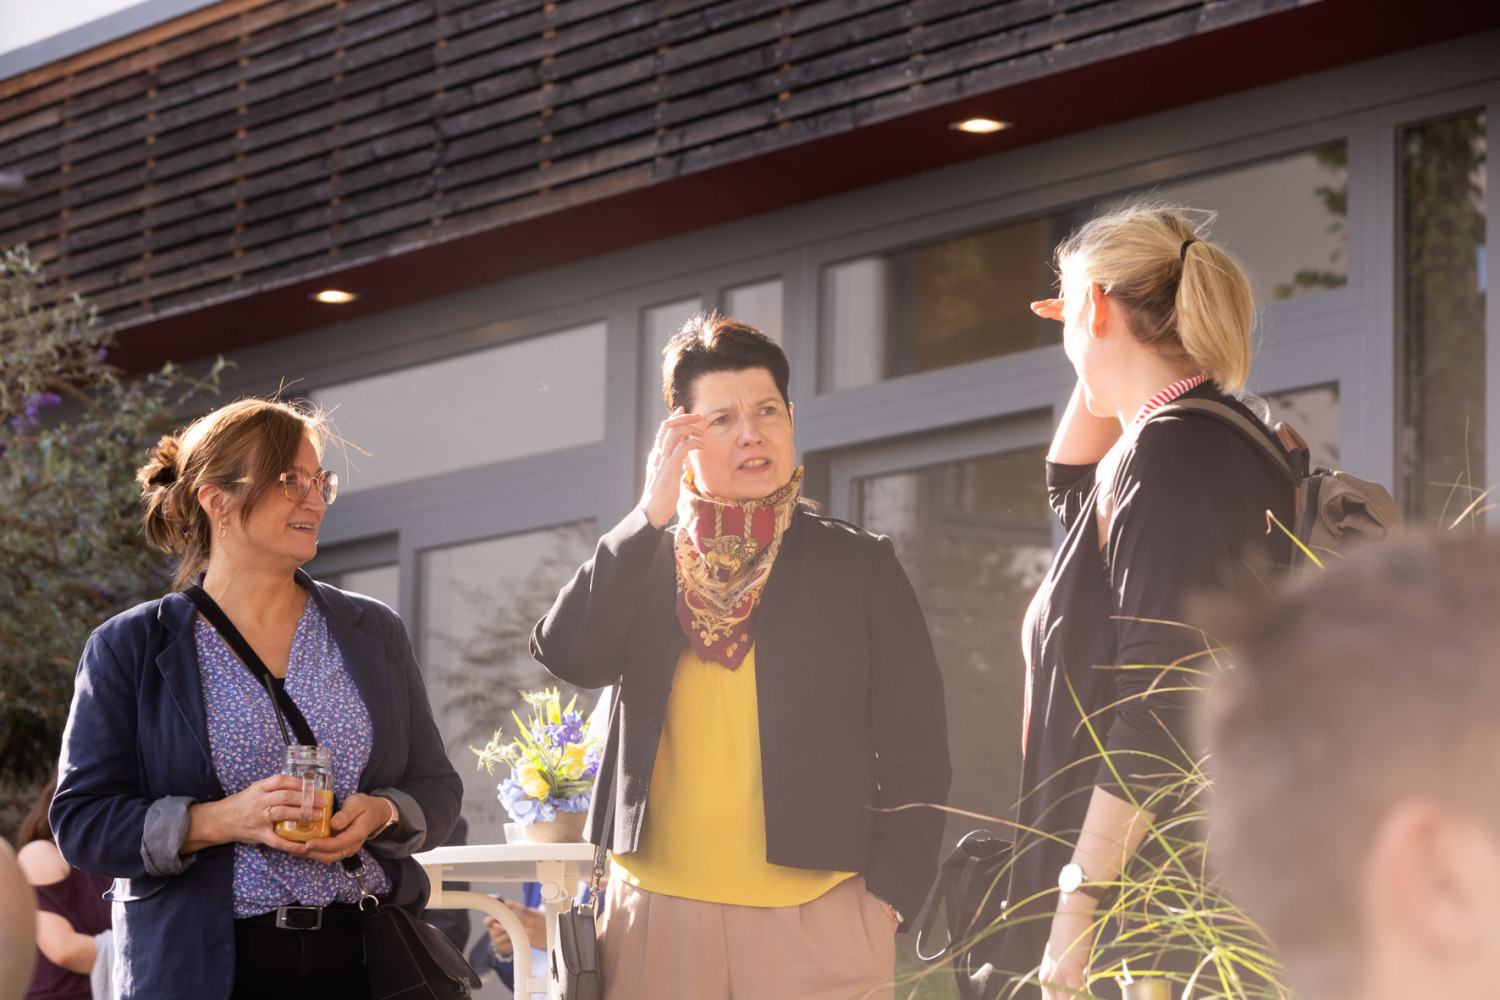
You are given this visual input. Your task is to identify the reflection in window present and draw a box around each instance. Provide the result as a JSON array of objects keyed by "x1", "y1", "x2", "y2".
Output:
[
  {"x1": 722, "y1": 279, "x2": 783, "y2": 344},
  {"x1": 821, "y1": 217, "x2": 1067, "y2": 391},
  {"x1": 1134, "y1": 144, "x2": 1348, "y2": 303},
  {"x1": 323, "y1": 564, "x2": 399, "y2": 612},
  {"x1": 314, "y1": 323, "x2": 607, "y2": 494},
  {"x1": 856, "y1": 446, "x2": 1051, "y2": 857},
  {"x1": 1399, "y1": 112, "x2": 1487, "y2": 527},
  {"x1": 1265, "y1": 383, "x2": 1339, "y2": 473},
  {"x1": 419, "y1": 522, "x2": 597, "y2": 844},
  {"x1": 820, "y1": 144, "x2": 1350, "y2": 392}
]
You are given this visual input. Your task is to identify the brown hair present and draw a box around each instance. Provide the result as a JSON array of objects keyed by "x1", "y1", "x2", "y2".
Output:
[
  {"x1": 661, "y1": 312, "x2": 790, "y2": 413},
  {"x1": 137, "y1": 397, "x2": 328, "y2": 589},
  {"x1": 1206, "y1": 535, "x2": 1500, "y2": 999},
  {"x1": 17, "y1": 773, "x2": 58, "y2": 847},
  {"x1": 1058, "y1": 201, "x2": 1255, "y2": 392}
]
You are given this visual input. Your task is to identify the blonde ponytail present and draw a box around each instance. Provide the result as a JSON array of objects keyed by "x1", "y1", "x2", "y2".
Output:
[{"x1": 1058, "y1": 201, "x2": 1255, "y2": 393}]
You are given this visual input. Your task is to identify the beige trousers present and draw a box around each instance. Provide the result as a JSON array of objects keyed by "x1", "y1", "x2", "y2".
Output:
[{"x1": 597, "y1": 874, "x2": 897, "y2": 1000}]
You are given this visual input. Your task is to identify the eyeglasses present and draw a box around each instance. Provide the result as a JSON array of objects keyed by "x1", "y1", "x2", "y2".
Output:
[{"x1": 279, "y1": 468, "x2": 338, "y2": 506}]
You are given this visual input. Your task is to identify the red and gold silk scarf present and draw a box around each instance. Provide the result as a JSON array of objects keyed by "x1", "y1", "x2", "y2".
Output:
[{"x1": 673, "y1": 467, "x2": 803, "y2": 669}]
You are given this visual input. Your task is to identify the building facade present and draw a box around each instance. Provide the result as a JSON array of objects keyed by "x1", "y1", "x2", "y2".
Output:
[{"x1": 2, "y1": 0, "x2": 1495, "y2": 944}]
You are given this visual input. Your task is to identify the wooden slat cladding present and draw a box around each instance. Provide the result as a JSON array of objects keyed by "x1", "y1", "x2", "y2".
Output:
[{"x1": 0, "y1": 0, "x2": 1304, "y2": 329}]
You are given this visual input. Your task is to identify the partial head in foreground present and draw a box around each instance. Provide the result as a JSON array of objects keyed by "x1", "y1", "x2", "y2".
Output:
[{"x1": 1207, "y1": 534, "x2": 1500, "y2": 1000}]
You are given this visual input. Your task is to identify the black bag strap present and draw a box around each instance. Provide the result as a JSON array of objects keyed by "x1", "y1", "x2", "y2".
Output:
[
  {"x1": 586, "y1": 685, "x2": 623, "y2": 916},
  {"x1": 183, "y1": 583, "x2": 316, "y2": 748},
  {"x1": 1153, "y1": 398, "x2": 1296, "y2": 482}
]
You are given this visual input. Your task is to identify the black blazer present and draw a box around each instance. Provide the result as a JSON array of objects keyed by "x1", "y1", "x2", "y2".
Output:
[{"x1": 531, "y1": 505, "x2": 952, "y2": 925}]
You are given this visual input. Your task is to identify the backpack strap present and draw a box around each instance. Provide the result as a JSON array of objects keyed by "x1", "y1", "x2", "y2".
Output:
[{"x1": 1152, "y1": 398, "x2": 1296, "y2": 483}]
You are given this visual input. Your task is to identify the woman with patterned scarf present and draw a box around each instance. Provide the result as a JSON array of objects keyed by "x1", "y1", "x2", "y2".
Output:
[{"x1": 531, "y1": 313, "x2": 952, "y2": 1000}]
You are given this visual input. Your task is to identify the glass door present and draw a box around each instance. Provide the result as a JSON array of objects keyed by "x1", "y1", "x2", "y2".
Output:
[{"x1": 828, "y1": 413, "x2": 1054, "y2": 870}]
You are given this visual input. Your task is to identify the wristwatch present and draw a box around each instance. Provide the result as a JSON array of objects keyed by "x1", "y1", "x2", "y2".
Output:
[
  {"x1": 373, "y1": 797, "x2": 400, "y2": 838},
  {"x1": 1057, "y1": 862, "x2": 1108, "y2": 901}
]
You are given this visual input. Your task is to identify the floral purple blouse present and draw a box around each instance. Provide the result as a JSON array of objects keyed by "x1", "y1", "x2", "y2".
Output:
[{"x1": 196, "y1": 599, "x2": 393, "y2": 918}]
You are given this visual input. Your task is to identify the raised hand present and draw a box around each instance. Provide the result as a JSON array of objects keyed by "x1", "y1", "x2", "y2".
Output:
[{"x1": 640, "y1": 407, "x2": 702, "y2": 528}]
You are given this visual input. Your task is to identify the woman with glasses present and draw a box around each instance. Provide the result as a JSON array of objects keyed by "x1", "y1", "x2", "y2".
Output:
[{"x1": 50, "y1": 398, "x2": 462, "y2": 1000}]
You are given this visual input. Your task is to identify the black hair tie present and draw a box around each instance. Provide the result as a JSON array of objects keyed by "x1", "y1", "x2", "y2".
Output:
[{"x1": 1180, "y1": 239, "x2": 1197, "y2": 262}]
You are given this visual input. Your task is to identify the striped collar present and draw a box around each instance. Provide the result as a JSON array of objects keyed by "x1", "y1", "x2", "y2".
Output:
[{"x1": 1132, "y1": 373, "x2": 1210, "y2": 426}]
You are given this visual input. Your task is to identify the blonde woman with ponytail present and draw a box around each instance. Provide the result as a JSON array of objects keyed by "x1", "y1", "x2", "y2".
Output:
[
  {"x1": 49, "y1": 398, "x2": 462, "y2": 1000},
  {"x1": 998, "y1": 204, "x2": 1294, "y2": 999}
]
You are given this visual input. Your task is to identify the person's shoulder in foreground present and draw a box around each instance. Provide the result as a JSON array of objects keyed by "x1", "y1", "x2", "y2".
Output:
[{"x1": 1206, "y1": 533, "x2": 1500, "y2": 1000}]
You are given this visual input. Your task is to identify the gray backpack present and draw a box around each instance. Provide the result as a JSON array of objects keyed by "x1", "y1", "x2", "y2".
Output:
[{"x1": 1156, "y1": 398, "x2": 1402, "y2": 571}]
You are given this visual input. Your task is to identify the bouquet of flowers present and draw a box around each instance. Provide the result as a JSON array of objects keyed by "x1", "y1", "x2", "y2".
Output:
[{"x1": 473, "y1": 688, "x2": 601, "y2": 826}]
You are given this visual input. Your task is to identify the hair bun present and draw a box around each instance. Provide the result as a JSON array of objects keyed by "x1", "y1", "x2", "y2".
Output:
[{"x1": 138, "y1": 435, "x2": 183, "y2": 489}]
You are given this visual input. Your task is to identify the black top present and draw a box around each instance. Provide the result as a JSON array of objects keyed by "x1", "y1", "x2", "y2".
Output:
[
  {"x1": 530, "y1": 505, "x2": 953, "y2": 926},
  {"x1": 999, "y1": 384, "x2": 1294, "y2": 982}
]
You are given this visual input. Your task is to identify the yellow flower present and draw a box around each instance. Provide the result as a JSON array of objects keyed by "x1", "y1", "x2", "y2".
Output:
[
  {"x1": 516, "y1": 762, "x2": 552, "y2": 800},
  {"x1": 559, "y1": 745, "x2": 588, "y2": 781}
]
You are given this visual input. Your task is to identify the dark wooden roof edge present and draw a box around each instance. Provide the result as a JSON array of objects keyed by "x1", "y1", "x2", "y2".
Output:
[
  {"x1": 0, "y1": 0, "x2": 271, "y2": 100},
  {"x1": 46, "y1": 0, "x2": 1500, "y2": 372}
]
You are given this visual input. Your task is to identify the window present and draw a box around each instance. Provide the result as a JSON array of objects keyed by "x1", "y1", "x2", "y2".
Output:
[
  {"x1": 1399, "y1": 111, "x2": 1488, "y2": 527},
  {"x1": 853, "y1": 444, "x2": 1052, "y2": 854},
  {"x1": 820, "y1": 214, "x2": 1069, "y2": 391},
  {"x1": 418, "y1": 521, "x2": 598, "y2": 843},
  {"x1": 819, "y1": 144, "x2": 1350, "y2": 392},
  {"x1": 722, "y1": 279, "x2": 783, "y2": 344},
  {"x1": 313, "y1": 323, "x2": 608, "y2": 494},
  {"x1": 1265, "y1": 383, "x2": 1340, "y2": 473},
  {"x1": 322, "y1": 564, "x2": 399, "y2": 611},
  {"x1": 642, "y1": 297, "x2": 703, "y2": 410},
  {"x1": 1131, "y1": 144, "x2": 1349, "y2": 303}
]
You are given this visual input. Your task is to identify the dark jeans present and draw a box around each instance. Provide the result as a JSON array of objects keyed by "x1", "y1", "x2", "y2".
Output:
[{"x1": 232, "y1": 915, "x2": 372, "y2": 1000}]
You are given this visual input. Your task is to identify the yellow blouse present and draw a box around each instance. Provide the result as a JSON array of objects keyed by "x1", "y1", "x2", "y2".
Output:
[{"x1": 611, "y1": 645, "x2": 854, "y2": 906}]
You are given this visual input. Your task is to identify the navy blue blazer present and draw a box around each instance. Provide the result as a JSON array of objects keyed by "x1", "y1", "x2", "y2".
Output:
[{"x1": 50, "y1": 571, "x2": 463, "y2": 1000}]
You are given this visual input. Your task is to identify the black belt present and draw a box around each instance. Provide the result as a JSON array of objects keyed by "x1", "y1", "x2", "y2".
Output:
[{"x1": 238, "y1": 904, "x2": 365, "y2": 931}]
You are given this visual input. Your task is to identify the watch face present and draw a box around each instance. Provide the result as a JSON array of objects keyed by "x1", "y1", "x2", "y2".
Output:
[{"x1": 1058, "y1": 862, "x2": 1086, "y2": 894}]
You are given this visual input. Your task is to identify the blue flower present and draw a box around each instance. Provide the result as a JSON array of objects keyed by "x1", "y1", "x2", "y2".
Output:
[
  {"x1": 583, "y1": 746, "x2": 603, "y2": 779},
  {"x1": 497, "y1": 776, "x2": 556, "y2": 825},
  {"x1": 557, "y1": 792, "x2": 592, "y2": 813},
  {"x1": 540, "y1": 710, "x2": 587, "y2": 751}
]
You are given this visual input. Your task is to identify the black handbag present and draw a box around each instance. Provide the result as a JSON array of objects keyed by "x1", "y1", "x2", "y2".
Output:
[
  {"x1": 551, "y1": 888, "x2": 603, "y2": 1000},
  {"x1": 549, "y1": 686, "x2": 619, "y2": 1000},
  {"x1": 915, "y1": 829, "x2": 1015, "y2": 1000},
  {"x1": 183, "y1": 584, "x2": 481, "y2": 1000},
  {"x1": 360, "y1": 897, "x2": 482, "y2": 1000}
]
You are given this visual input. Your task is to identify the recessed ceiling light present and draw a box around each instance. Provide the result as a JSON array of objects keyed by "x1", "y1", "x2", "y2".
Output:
[
  {"x1": 950, "y1": 118, "x2": 1011, "y2": 134},
  {"x1": 313, "y1": 289, "x2": 358, "y2": 304}
]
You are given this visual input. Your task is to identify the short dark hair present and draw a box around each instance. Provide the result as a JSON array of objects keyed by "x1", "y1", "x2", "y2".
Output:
[
  {"x1": 1206, "y1": 535, "x2": 1500, "y2": 999},
  {"x1": 661, "y1": 312, "x2": 790, "y2": 413}
]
